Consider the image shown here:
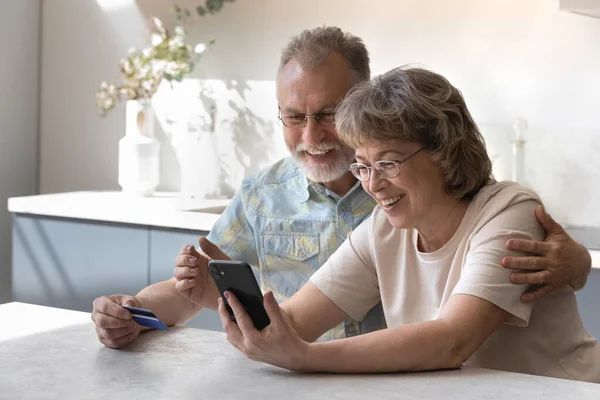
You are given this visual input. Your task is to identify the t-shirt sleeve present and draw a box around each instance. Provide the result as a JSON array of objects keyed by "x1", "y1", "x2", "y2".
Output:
[
  {"x1": 310, "y1": 214, "x2": 381, "y2": 322},
  {"x1": 452, "y1": 199, "x2": 544, "y2": 327}
]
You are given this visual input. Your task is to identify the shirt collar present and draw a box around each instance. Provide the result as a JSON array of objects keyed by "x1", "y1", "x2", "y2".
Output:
[
  {"x1": 294, "y1": 171, "x2": 366, "y2": 204},
  {"x1": 297, "y1": 173, "x2": 311, "y2": 203},
  {"x1": 287, "y1": 157, "x2": 368, "y2": 203}
]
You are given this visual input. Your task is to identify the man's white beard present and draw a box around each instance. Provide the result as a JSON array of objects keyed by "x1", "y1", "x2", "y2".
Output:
[{"x1": 290, "y1": 142, "x2": 356, "y2": 183}]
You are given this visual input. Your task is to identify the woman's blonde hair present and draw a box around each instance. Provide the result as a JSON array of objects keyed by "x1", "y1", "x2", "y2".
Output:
[{"x1": 335, "y1": 66, "x2": 493, "y2": 198}]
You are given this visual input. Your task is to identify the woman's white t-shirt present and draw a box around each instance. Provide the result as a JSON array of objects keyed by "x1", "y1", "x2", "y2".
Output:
[{"x1": 310, "y1": 181, "x2": 600, "y2": 382}]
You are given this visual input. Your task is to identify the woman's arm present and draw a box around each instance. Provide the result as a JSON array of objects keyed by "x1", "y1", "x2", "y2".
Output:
[
  {"x1": 304, "y1": 294, "x2": 508, "y2": 373},
  {"x1": 219, "y1": 286, "x2": 509, "y2": 373},
  {"x1": 282, "y1": 282, "x2": 349, "y2": 343}
]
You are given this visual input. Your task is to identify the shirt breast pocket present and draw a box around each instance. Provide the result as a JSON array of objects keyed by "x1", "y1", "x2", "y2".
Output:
[{"x1": 260, "y1": 232, "x2": 321, "y2": 299}]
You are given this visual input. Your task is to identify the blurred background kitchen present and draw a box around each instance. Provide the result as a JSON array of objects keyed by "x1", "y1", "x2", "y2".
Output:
[{"x1": 1, "y1": 0, "x2": 599, "y2": 332}]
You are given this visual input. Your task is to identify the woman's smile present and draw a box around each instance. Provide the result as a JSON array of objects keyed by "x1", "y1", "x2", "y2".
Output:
[{"x1": 378, "y1": 194, "x2": 405, "y2": 211}]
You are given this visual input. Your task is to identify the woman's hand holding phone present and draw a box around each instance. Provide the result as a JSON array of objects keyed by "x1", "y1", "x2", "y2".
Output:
[
  {"x1": 217, "y1": 289, "x2": 310, "y2": 372},
  {"x1": 173, "y1": 237, "x2": 229, "y2": 309}
]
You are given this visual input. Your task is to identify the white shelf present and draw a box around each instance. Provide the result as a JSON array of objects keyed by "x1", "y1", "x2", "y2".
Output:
[
  {"x1": 560, "y1": 0, "x2": 600, "y2": 18},
  {"x1": 591, "y1": 250, "x2": 600, "y2": 270}
]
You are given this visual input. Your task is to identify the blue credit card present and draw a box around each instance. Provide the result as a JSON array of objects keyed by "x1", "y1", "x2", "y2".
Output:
[{"x1": 122, "y1": 305, "x2": 169, "y2": 331}]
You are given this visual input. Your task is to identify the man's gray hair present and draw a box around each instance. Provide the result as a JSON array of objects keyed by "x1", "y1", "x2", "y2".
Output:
[{"x1": 278, "y1": 26, "x2": 370, "y2": 82}]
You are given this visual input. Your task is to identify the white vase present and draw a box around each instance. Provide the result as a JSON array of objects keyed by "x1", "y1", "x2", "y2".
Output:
[
  {"x1": 178, "y1": 128, "x2": 221, "y2": 199},
  {"x1": 118, "y1": 100, "x2": 160, "y2": 197}
]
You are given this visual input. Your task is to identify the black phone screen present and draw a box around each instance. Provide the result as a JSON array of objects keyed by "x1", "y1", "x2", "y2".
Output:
[{"x1": 208, "y1": 260, "x2": 271, "y2": 330}]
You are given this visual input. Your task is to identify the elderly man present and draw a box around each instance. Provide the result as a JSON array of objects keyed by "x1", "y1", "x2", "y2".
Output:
[{"x1": 91, "y1": 26, "x2": 592, "y2": 349}]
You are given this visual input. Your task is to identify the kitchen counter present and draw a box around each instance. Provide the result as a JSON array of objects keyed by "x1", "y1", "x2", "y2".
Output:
[
  {"x1": 6, "y1": 192, "x2": 600, "y2": 268},
  {"x1": 8, "y1": 191, "x2": 231, "y2": 231},
  {"x1": 566, "y1": 225, "x2": 600, "y2": 270},
  {"x1": 1, "y1": 302, "x2": 598, "y2": 400},
  {"x1": 591, "y1": 251, "x2": 600, "y2": 270},
  {"x1": 8, "y1": 192, "x2": 229, "y2": 327}
]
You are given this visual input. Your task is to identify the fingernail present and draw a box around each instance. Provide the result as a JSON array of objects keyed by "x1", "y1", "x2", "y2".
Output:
[
  {"x1": 186, "y1": 245, "x2": 192, "y2": 251},
  {"x1": 268, "y1": 291, "x2": 276, "y2": 303},
  {"x1": 188, "y1": 279, "x2": 194, "y2": 284},
  {"x1": 189, "y1": 257, "x2": 197, "y2": 265},
  {"x1": 224, "y1": 291, "x2": 230, "y2": 300},
  {"x1": 190, "y1": 267, "x2": 198, "y2": 275},
  {"x1": 217, "y1": 297, "x2": 222, "y2": 306}
]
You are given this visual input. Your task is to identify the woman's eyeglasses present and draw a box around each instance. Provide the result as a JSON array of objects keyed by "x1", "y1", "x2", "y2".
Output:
[{"x1": 349, "y1": 148, "x2": 424, "y2": 181}]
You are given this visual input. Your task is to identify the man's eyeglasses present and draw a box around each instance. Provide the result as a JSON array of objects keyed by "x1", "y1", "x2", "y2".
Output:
[
  {"x1": 349, "y1": 148, "x2": 425, "y2": 182},
  {"x1": 278, "y1": 109, "x2": 336, "y2": 128}
]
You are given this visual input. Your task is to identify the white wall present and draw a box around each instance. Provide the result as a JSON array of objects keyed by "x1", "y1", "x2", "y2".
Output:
[
  {"x1": 0, "y1": 0, "x2": 40, "y2": 302},
  {"x1": 40, "y1": 0, "x2": 600, "y2": 225}
]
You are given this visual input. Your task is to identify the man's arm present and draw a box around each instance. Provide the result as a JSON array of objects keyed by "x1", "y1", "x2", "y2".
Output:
[
  {"x1": 92, "y1": 184, "x2": 258, "y2": 348},
  {"x1": 502, "y1": 205, "x2": 592, "y2": 301},
  {"x1": 135, "y1": 278, "x2": 203, "y2": 327},
  {"x1": 91, "y1": 278, "x2": 203, "y2": 348},
  {"x1": 142, "y1": 185, "x2": 260, "y2": 323}
]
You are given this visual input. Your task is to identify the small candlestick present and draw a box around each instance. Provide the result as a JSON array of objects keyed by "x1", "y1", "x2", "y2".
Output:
[
  {"x1": 514, "y1": 117, "x2": 527, "y2": 141},
  {"x1": 512, "y1": 117, "x2": 527, "y2": 184}
]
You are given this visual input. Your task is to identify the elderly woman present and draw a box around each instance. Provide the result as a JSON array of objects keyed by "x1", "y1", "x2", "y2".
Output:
[{"x1": 216, "y1": 67, "x2": 600, "y2": 382}]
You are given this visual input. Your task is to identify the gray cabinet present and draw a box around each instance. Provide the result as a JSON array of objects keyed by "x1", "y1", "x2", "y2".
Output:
[
  {"x1": 12, "y1": 213, "x2": 223, "y2": 331},
  {"x1": 12, "y1": 215, "x2": 149, "y2": 312},
  {"x1": 576, "y1": 269, "x2": 600, "y2": 339},
  {"x1": 149, "y1": 229, "x2": 205, "y2": 284},
  {"x1": 12, "y1": 213, "x2": 600, "y2": 338}
]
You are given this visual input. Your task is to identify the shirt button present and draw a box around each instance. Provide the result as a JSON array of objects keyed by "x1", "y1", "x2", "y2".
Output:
[{"x1": 340, "y1": 204, "x2": 347, "y2": 211}]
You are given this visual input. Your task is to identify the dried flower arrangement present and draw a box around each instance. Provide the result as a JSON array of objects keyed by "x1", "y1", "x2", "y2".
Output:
[{"x1": 95, "y1": 0, "x2": 235, "y2": 115}]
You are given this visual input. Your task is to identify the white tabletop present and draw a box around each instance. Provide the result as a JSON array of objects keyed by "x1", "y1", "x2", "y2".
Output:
[
  {"x1": 0, "y1": 302, "x2": 91, "y2": 342},
  {"x1": 7, "y1": 191, "x2": 231, "y2": 231},
  {"x1": 0, "y1": 302, "x2": 598, "y2": 400}
]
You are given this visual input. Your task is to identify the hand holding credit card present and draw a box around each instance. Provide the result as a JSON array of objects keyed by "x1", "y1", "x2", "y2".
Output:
[{"x1": 122, "y1": 305, "x2": 170, "y2": 331}]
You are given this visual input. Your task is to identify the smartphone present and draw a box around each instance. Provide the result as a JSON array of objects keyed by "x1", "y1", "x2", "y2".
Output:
[{"x1": 208, "y1": 260, "x2": 271, "y2": 330}]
